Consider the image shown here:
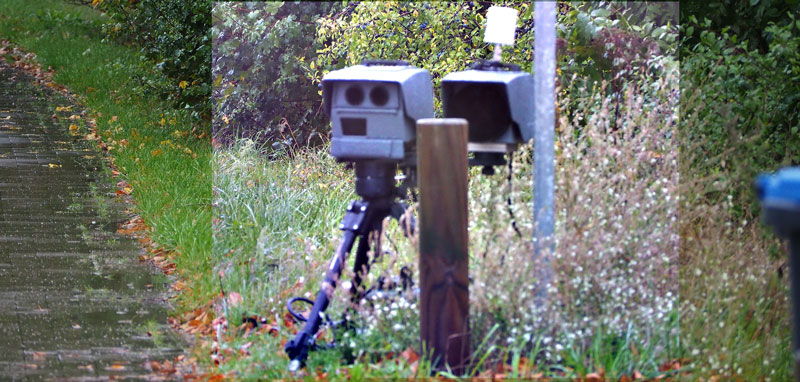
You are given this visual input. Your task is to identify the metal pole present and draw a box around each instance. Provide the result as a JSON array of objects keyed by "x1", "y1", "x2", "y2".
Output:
[{"x1": 533, "y1": 2, "x2": 556, "y2": 281}]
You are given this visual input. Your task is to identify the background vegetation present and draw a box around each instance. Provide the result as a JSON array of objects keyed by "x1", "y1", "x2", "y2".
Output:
[
  {"x1": 678, "y1": 3, "x2": 799, "y2": 380},
  {"x1": 212, "y1": 1, "x2": 678, "y2": 150},
  {"x1": 210, "y1": 1, "x2": 799, "y2": 380}
]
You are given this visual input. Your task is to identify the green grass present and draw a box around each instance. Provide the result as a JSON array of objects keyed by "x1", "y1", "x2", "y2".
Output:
[
  {"x1": 212, "y1": 140, "x2": 355, "y2": 319},
  {"x1": 0, "y1": 0, "x2": 212, "y2": 310},
  {"x1": 211, "y1": 140, "x2": 683, "y2": 380}
]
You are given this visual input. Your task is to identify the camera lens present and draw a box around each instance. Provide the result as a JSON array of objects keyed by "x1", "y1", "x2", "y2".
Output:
[
  {"x1": 344, "y1": 86, "x2": 364, "y2": 105},
  {"x1": 369, "y1": 86, "x2": 389, "y2": 106}
]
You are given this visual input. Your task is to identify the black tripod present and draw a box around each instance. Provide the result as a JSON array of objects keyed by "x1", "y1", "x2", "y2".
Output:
[{"x1": 284, "y1": 161, "x2": 414, "y2": 372}]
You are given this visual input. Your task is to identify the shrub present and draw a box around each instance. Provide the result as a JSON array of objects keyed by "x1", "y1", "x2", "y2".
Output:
[
  {"x1": 681, "y1": 16, "x2": 800, "y2": 217},
  {"x1": 211, "y1": 2, "x2": 338, "y2": 151},
  {"x1": 93, "y1": 0, "x2": 211, "y2": 120},
  {"x1": 210, "y1": 1, "x2": 677, "y2": 152}
]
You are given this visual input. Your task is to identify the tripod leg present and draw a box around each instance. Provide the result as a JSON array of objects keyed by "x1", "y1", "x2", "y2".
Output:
[
  {"x1": 285, "y1": 230, "x2": 357, "y2": 371},
  {"x1": 390, "y1": 202, "x2": 415, "y2": 238},
  {"x1": 350, "y1": 234, "x2": 371, "y2": 302}
]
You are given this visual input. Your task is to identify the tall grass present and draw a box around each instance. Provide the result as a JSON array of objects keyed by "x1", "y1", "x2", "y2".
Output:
[
  {"x1": 678, "y1": 72, "x2": 792, "y2": 380},
  {"x1": 213, "y1": 140, "x2": 354, "y2": 319},
  {"x1": 463, "y1": 60, "x2": 680, "y2": 379}
]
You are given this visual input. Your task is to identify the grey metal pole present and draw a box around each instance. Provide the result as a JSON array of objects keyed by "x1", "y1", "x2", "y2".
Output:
[{"x1": 533, "y1": 2, "x2": 556, "y2": 264}]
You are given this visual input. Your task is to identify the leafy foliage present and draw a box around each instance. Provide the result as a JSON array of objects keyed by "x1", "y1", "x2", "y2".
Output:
[
  {"x1": 93, "y1": 0, "x2": 211, "y2": 121},
  {"x1": 211, "y1": 2, "x2": 338, "y2": 151},
  {"x1": 315, "y1": 2, "x2": 677, "y2": 110},
  {"x1": 211, "y1": 1, "x2": 678, "y2": 151},
  {"x1": 680, "y1": 0, "x2": 800, "y2": 53},
  {"x1": 681, "y1": 15, "x2": 800, "y2": 215}
]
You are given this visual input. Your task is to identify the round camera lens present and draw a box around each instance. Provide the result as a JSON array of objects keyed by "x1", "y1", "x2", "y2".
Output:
[
  {"x1": 369, "y1": 86, "x2": 390, "y2": 106},
  {"x1": 344, "y1": 86, "x2": 364, "y2": 105}
]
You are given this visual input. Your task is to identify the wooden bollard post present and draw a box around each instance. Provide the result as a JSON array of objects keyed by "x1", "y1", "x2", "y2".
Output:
[{"x1": 417, "y1": 118, "x2": 470, "y2": 374}]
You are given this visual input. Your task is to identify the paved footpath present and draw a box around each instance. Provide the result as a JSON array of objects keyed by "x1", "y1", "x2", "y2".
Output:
[{"x1": 0, "y1": 64, "x2": 183, "y2": 380}]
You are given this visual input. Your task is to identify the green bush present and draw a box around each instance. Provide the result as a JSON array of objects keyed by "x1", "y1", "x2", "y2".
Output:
[
  {"x1": 211, "y1": 1, "x2": 677, "y2": 152},
  {"x1": 211, "y1": 2, "x2": 338, "y2": 151},
  {"x1": 680, "y1": 0, "x2": 800, "y2": 54},
  {"x1": 94, "y1": 0, "x2": 211, "y2": 121},
  {"x1": 681, "y1": 15, "x2": 800, "y2": 216},
  {"x1": 315, "y1": 2, "x2": 676, "y2": 111}
]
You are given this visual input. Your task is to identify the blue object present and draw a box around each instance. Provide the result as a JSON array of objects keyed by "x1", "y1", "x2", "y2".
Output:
[
  {"x1": 758, "y1": 167, "x2": 800, "y2": 380},
  {"x1": 757, "y1": 167, "x2": 800, "y2": 207}
]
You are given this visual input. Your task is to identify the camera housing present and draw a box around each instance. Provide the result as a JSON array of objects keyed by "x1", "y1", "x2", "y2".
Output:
[
  {"x1": 323, "y1": 61, "x2": 434, "y2": 165},
  {"x1": 441, "y1": 61, "x2": 534, "y2": 167}
]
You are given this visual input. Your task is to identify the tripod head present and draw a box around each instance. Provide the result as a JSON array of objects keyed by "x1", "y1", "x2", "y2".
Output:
[{"x1": 352, "y1": 160, "x2": 415, "y2": 201}]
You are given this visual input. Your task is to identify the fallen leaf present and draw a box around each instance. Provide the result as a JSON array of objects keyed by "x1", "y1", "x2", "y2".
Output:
[
  {"x1": 47, "y1": 163, "x2": 61, "y2": 168},
  {"x1": 400, "y1": 347, "x2": 419, "y2": 365},
  {"x1": 659, "y1": 359, "x2": 682, "y2": 372},
  {"x1": 584, "y1": 372, "x2": 603, "y2": 382},
  {"x1": 227, "y1": 291, "x2": 243, "y2": 306},
  {"x1": 148, "y1": 360, "x2": 161, "y2": 371}
]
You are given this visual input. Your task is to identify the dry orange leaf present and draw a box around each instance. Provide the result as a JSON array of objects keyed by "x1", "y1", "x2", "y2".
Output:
[
  {"x1": 584, "y1": 372, "x2": 603, "y2": 382},
  {"x1": 226, "y1": 291, "x2": 243, "y2": 306},
  {"x1": 173, "y1": 280, "x2": 187, "y2": 291},
  {"x1": 400, "y1": 347, "x2": 419, "y2": 364}
]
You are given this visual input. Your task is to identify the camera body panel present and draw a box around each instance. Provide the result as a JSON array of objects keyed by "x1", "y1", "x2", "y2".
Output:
[
  {"x1": 323, "y1": 64, "x2": 434, "y2": 162},
  {"x1": 441, "y1": 69, "x2": 534, "y2": 148}
]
